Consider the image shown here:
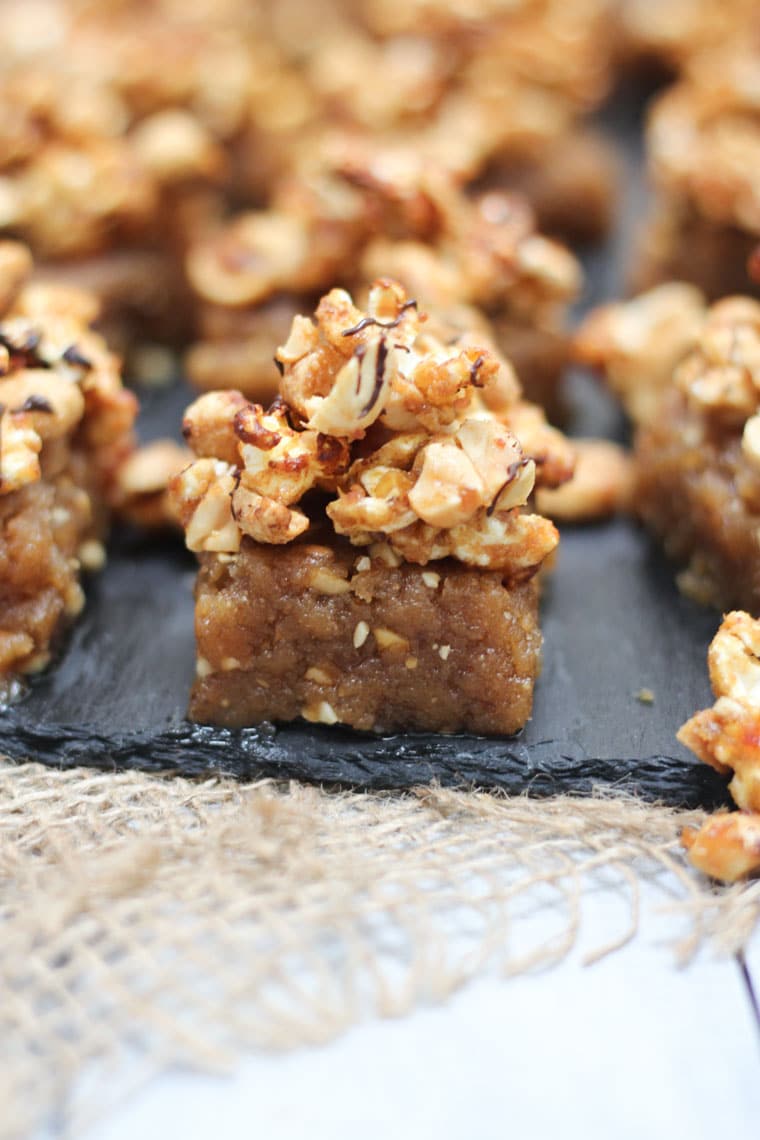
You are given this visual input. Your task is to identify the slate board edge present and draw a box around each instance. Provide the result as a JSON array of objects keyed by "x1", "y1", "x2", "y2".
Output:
[{"x1": 0, "y1": 717, "x2": 731, "y2": 810}]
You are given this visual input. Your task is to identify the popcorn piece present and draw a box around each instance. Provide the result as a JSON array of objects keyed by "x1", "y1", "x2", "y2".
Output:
[
  {"x1": 186, "y1": 213, "x2": 311, "y2": 308},
  {"x1": 170, "y1": 458, "x2": 240, "y2": 553},
  {"x1": 0, "y1": 406, "x2": 41, "y2": 495},
  {"x1": 114, "y1": 439, "x2": 191, "y2": 530}
]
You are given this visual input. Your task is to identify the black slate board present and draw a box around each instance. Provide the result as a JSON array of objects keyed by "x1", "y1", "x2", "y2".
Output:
[{"x1": 0, "y1": 84, "x2": 733, "y2": 809}]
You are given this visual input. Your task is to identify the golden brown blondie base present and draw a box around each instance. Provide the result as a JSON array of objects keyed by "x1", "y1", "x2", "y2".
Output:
[
  {"x1": 0, "y1": 457, "x2": 97, "y2": 680},
  {"x1": 191, "y1": 536, "x2": 542, "y2": 735},
  {"x1": 637, "y1": 391, "x2": 760, "y2": 612},
  {"x1": 633, "y1": 205, "x2": 759, "y2": 302}
]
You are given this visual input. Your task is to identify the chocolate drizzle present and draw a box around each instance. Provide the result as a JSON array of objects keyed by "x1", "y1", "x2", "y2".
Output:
[
  {"x1": 487, "y1": 458, "x2": 530, "y2": 516},
  {"x1": 358, "y1": 339, "x2": 389, "y2": 419},
  {"x1": 62, "y1": 345, "x2": 92, "y2": 371},
  {"x1": 469, "y1": 354, "x2": 486, "y2": 387},
  {"x1": 341, "y1": 300, "x2": 417, "y2": 338},
  {"x1": 0, "y1": 327, "x2": 49, "y2": 370},
  {"x1": 16, "y1": 395, "x2": 54, "y2": 414}
]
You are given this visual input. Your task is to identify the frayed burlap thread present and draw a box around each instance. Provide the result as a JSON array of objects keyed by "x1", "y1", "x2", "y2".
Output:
[{"x1": 1, "y1": 761, "x2": 758, "y2": 1139}]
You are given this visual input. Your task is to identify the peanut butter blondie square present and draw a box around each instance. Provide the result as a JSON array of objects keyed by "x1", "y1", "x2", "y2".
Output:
[
  {"x1": 170, "y1": 279, "x2": 573, "y2": 734},
  {"x1": 186, "y1": 141, "x2": 581, "y2": 419},
  {"x1": 0, "y1": 242, "x2": 137, "y2": 694},
  {"x1": 635, "y1": 44, "x2": 760, "y2": 300},
  {"x1": 0, "y1": 0, "x2": 613, "y2": 360},
  {"x1": 577, "y1": 288, "x2": 760, "y2": 612}
]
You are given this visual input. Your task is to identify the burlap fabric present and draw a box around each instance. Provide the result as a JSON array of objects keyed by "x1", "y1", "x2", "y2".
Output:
[{"x1": 2, "y1": 760, "x2": 758, "y2": 1140}]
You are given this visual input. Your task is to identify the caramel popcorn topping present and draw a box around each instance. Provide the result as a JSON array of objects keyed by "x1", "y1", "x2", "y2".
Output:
[
  {"x1": 576, "y1": 288, "x2": 760, "y2": 433},
  {"x1": 647, "y1": 50, "x2": 760, "y2": 237},
  {"x1": 680, "y1": 612, "x2": 760, "y2": 882},
  {"x1": 574, "y1": 284, "x2": 707, "y2": 426},
  {"x1": 620, "y1": 0, "x2": 758, "y2": 72},
  {"x1": 171, "y1": 281, "x2": 570, "y2": 579},
  {"x1": 0, "y1": 243, "x2": 136, "y2": 499}
]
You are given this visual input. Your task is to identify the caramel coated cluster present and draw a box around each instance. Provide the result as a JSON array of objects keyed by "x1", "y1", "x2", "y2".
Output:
[
  {"x1": 575, "y1": 289, "x2": 760, "y2": 432},
  {"x1": 680, "y1": 612, "x2": 760, "y2": 881},
  {"x1": 171, "y1": 280, "x2": 573, "y2": 579},
  {"x1": 648, "y1": 54, "x2": 760, "y2": 238},
  {"x1": 0, "y1": 240, "x2": 136, "y2": 499},
  {"x1": 187, "y1": 140, "x2": 581, "y2": 402},
  {"x1": 619, "y1": 0, "x2": 758, "y2": 72},
  {"x1": 0, "y1": 0, "x2": 261, "y2": 259},
  {"x1": 0, "y1": 0, "x2": 616, "y2": 263}
]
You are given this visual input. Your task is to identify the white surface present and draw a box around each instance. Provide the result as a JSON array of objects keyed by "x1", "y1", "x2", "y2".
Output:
[{"x1": 77, "y1": 884, "x2": 760, "y2": 1140}]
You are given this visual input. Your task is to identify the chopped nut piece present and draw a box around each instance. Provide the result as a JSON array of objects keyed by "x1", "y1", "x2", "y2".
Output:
[
  {"x1": 309, "y1": 567, "x2": 351, "y2": 595},
  {"x1": 353, "y1": 621, "x2": 370, "y2": 648},
  {"x1": 0, "y1": 407, "x2": 41, "y2": 494},
  {"x1": 373, "y1": 627, "x2": 410, "y2": 653},
  {"x1": 742, "y1": 415, "x2": 760, "y2": 470},
  {"x1": 78, "y1": 539, "x2": 106, "y2": 572},
  {"x1": 302, "y1": 700, "x2": 339, "y2": 725},
  {"x1": 169, "y1": 458, "x2": 240, "y2": 553},
  {"x1": 182, "y1": 391, "x2": 249, "y2": 467},
  {"x1": 408, "y1": 440, "x2": 485, "y2": 528}
]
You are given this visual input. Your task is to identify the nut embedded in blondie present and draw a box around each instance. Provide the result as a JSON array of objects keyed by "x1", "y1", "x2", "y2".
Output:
[{"x1": 171, "y1": 279, "x2": 573, "y2": 735}]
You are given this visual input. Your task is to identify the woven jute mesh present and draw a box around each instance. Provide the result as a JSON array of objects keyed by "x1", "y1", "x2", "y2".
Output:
[{"x1": 1, "y1": 760, "x2": 759, "y2": 1140}]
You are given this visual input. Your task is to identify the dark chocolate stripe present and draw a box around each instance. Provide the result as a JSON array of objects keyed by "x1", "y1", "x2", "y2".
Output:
[
  {"x1": 62, "y1": 344, "x2": 92, "y2": 370},
  {"x1": 341, "y1": 299, "x2": 417, "y2": 338},
  {"x1": 16, "y1": 395, "x2": 54, "y2": 414},
  {"x1": 358, "y1": 339, "x2": 389, "y2": 419}
]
